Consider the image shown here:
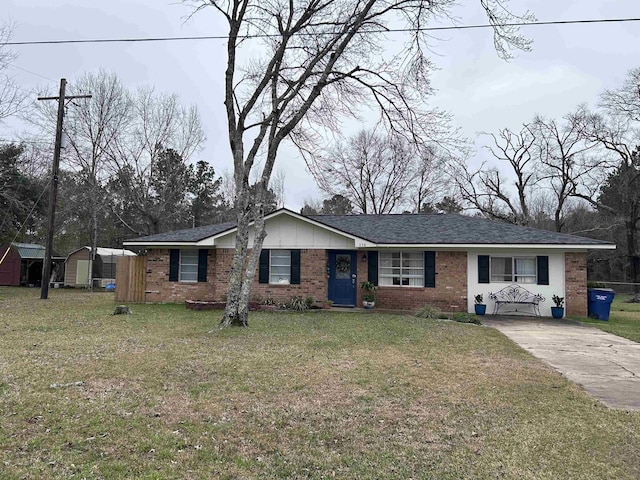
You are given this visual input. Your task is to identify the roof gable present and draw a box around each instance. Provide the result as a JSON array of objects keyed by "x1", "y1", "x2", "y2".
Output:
[
  {"x1": 11, "y1": 243, "x2": 46, "y2": 259},
  {"x1": 65, "y1": 246, "x2": 137, "y2": 261}
]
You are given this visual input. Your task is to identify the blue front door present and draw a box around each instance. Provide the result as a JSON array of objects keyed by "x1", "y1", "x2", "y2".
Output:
[{"x1": 328, "y1": 251, "x2": 357, "y2": 307}]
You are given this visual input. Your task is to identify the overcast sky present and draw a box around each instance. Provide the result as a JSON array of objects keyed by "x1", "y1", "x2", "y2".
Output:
[{"x1": 3, "y1": 1, "x2": 639, "y2": 209}]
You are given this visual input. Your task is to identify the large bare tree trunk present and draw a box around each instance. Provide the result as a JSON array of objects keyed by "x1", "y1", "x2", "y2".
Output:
[{"x1": 221, "y1": 189, "x2": 267, "y2": 327}]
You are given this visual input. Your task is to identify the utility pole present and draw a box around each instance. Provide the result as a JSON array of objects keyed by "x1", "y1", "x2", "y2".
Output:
[{"x1": 38, "y1": 78, "x2": 91, "y2": 299}]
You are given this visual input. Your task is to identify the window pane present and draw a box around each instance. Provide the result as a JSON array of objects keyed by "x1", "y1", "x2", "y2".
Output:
[
  {"x1": 379, "y1": 254, "x2": 393, "y2": 268},
  {"x1": 514, "y1": 257, "x2": 536, "y2": 283},
  {"x1": 179, "y1": 249, "x2": 198, "y2": 282},
  {"x1": 270, "y1": 266, "x2": 289, "y2": 274},
  {"x1": 515, "y1": 258, "x2": 535, "y2": 275},
  {"x1": 491, "y1": 256, "x2": 537, "y2": 283},
  {"x1": 270, "y1": 250, "x2": 291, "y2": 284},
  {"x1": 270, "y1": 275, "x2": 290, "y2": 284},
  {"x1": 335, "y1": 254, "x2": 351, "y2": 280},
  {"x1": 181, "y1": 271, "x2": 198, "y2": 282},
  {"x1": 379, "y1": 252, "x2": 423, "y2": 288},
  {"x1": 491, "y1": 257, "x2": 512, "y2": 282}
]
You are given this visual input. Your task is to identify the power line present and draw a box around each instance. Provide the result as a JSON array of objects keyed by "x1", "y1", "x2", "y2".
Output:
[
  {"x1": 0, "y1": 138, "x2": 52, "y2": 145},
  {"x1": 6, "y1": 63, "x2": 57, "y2": 83},
  {"x1": 2, "y1": 17, "x2": 640, "y2": 46},
  {"x1": 0, "y1": 79, "x2": 36, "y2": 96}
]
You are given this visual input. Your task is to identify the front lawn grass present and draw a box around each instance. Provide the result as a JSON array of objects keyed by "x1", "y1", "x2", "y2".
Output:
[
  {"x1": 579, "y1": 293, "x2": 640, "y2": 342},
  {"x1": 1, "y1": 287, "x2": 640, "y2": 479}
]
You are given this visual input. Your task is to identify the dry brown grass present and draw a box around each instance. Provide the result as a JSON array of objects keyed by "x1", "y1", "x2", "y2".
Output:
[{"x1": 1, "y1": 287, "x2": 639, "y2": 479}]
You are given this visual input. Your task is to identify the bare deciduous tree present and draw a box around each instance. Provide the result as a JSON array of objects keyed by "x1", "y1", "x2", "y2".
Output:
[
  {"x1": 311, "y1": 129, "x2": 415, "y2": 214},
  {"x1": 0, "y1": 23, "x2": 29, "y2": 124},
  {"x1": 531, "y1": 114, "x2": 601, "y2": 232},
  {"x1": 108, "y1": 86, "x2": 205, "y2": 235},
  {"x1": 599, "y1": 67, "x2": 640, "y2": 122},
  {"x1": 188, "y1": 0, "x2": 535, "y2": 327},
  {"x1": 453, "y1": 125, "x2": 538, "y2": 224},
  {"x1": 455, "y1": 113, "x2": 610, "y2": 232},
  {"x1": 270, "y1": 168, "x2": 286, "y2": 209}
]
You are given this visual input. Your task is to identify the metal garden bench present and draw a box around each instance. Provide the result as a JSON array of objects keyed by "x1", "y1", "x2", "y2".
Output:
[{"x1": 488, "y1": 284, "x2": 545, "y2": 316}]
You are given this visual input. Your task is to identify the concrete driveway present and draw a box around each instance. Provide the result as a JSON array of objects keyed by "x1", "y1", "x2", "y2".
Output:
[{"x1": 483, "y1": 316, "x2": 640, "y2": 410}]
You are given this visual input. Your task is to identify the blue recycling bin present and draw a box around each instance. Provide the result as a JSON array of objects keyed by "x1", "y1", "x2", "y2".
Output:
[{"x1": 587, "y1": 288, "x2": 615, "y2": 321}]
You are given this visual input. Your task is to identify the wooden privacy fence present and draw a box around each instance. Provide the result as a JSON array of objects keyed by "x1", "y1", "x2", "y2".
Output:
[{"x1": 115, "y1": 256, "x2": 146, "y2": 303}]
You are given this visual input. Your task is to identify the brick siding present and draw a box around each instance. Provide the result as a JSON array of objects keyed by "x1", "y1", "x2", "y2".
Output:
[
  {"x1": 146, "y1": 248, "x2": 328, "y2": 305},
  {"x1": 145, "y1": 249, "x2": 217, "y2": 303},
  {"x1": 217, "y1": 248, "x2": 329, "y2": 304},
  {"x1": 565, "y1": 252, "x2": 587, "y2": 317},
  {"x1": 360, "y1": 251, "x2": 467, "y2": 311},
  {"x1": 144, "y1": 248, "x2": 468, "y2": 311}
]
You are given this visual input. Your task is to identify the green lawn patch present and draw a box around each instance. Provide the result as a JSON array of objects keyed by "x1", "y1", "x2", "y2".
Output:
[
  {"x1": 1, "y1": 288, "x2": 640, "y2": 479},
  {"x1": 579, "y1": 293, "x2": 640, "y2": 343}
]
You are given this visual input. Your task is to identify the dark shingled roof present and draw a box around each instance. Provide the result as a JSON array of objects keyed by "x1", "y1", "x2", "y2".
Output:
[
  {"x1": 125, "y1": 211, "x2": 612, "y2": 246},
  {"x1": 309, "y1": 214, "x2": 612, "y2": 245},
  {"x1": 126, "y1": 221, "x2": 236, "y2": 243}
]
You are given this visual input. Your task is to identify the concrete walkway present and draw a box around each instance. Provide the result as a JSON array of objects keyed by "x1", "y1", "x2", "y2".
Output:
[{"x1": 483, "y1": 316, "x2": 640, "y2": 410}]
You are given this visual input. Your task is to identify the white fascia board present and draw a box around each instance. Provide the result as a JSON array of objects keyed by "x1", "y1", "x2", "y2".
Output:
[
  {"x1": 196, "y1": 238, "x2": 217, "y2": 247},
  {"x1": 123, "y1": 242, "x2": 199, "y2": 248},
  {"x1": 372, "y1": 243, "x2": 616, "y2": 250}
]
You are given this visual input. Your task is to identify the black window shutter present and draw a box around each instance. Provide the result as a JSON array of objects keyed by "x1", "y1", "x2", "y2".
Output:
[
  {"x1": 367, "y1": 251, "x2": 378, "y2": 286},
  {"x1": 424, "y1": 251, "x2": 436, "y2": 288},
  {"x1": 290, "y1": 250, "x2": 301, "y2": 285},
  {"x1": 537, "y1": 256, "x2": 549, "y2": 285},
  {"x1": 197, "y1": 249, "x2": 208, "y2": 282},
  {"x1": 169, "y1": 249, "x2": 179, "y2": 282},
  {"x1": 478, "y1": 255, "x2": 490, "y2": 284},
  {"x1": 259, "y1": 249, "x2": 270, "y2": 284}
]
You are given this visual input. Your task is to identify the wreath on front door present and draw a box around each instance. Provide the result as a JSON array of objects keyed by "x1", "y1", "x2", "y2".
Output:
[{"x1": 336, "y1": 257, "x2": 350, "y2": 274}]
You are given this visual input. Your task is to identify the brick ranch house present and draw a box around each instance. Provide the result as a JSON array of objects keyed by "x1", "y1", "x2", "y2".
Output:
[{"x1": 123, "y1": 208, "x2": 615, "y2": 317}]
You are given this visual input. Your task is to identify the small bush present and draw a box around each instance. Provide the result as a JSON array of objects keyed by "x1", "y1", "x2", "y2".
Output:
[
  {"x1": 286, "y1": 296, "x2": 310, "y2": 311},
  {"x1": 453, "y1": 313, "x2": 482, "y2": 325},
  {"x1": 587, "y1": 281, "x2": 607, "y2": 289},
  {"x1": 415, "y1": 304, "x2": 442, "y2": 319},
  {"x1": 304, "y1": 296, "x2": 314, "y2": 307}
]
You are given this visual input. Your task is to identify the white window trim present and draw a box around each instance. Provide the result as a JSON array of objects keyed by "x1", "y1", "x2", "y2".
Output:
[
  {"x1": 490, "y1": 256, "x2": 537, "y2": 284},
  {"x1": 379, "y1": 251, "x2": 424, "y2": 287},
  {"x1": 269, "y1": 249, "x2": 291, "y2": 285},
  {"x1": 179, "y1": 249, "x2": 199, "y2": 283}
]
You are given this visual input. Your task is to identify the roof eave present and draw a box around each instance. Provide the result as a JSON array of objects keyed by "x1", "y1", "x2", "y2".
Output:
[
  {"x1": 123, "y1": 241, "x2": 201, "y2": 248},
  {"x1": 368, "y1": 243, "x2": 616, "y2": 250}
]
